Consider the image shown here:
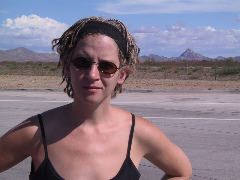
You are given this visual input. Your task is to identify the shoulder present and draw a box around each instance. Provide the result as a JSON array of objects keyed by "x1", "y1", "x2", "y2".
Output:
[
  {"x1": 0, "y1": 104, "x2": 67, "y2": 156},
  {"x1": 0, "y1": 115, "x2": 41, "y2": 151},
  {"x1": 133, "y1": 115, "x2": 174, "y2": 156},
  {"x1": 0, "y1": 111, "x2": 57, "y2": 172},
  {"x1": 11, "y1": 104, "x2": 70, "y2": 147},
  {"x1": 0, "y1": 104, "x2": 66, "y2": 158},
  {"x1": 0, "y1": 114, "x2": 42, "y2": 172},
  {"x1": 134, "y1": 115, "x2": 165, "y2": 141},
  {"x1": 133, "y1": 115, "x2": 192, "y2": 178},
  {"x1": 1, "y1": 115, "x2": 40, "y2": 140}
]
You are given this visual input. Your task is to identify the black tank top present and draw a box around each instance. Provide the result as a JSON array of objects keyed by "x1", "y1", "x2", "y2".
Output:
[{"x1": 29, "y1": 113, "x2": 141, "y2": 180}]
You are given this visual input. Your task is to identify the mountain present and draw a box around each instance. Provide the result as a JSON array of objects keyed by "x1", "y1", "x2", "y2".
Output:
[
  {"x1": 1, "y1": 47, "x2": 239, "y2": 62},
  {"x1": 0, "y1": 47, "x2": 58, "y2": 62},
  {"x1": 233, "y1": 56, "x2": 240, "y2": 61},
  {"x1": 140, "y1": 48, "x2": 211, "y2": 61},
  {"x1": 140, "y1": 48, "x2": 240, "y2": 61},
  {"x1": 178, "y1": 48, "x2": 210, "y2": 61},
  {"x1": 140, "y1": 54, "x2": 168, "y2": 62},
  {"x1": 216, "y1": 56, "x2": 226, "y2": 60}
]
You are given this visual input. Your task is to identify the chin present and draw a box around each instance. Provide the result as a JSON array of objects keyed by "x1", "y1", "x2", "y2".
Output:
[{"x1": 73, "y1": 92, "x2": 110, "y2": 105}]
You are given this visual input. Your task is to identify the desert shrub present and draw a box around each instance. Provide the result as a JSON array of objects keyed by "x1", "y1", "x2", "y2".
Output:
[
  {"x1": 192, "y1": 66, "x2": 202, "y2": 72},
  {"x1": 217, "y1": 67, "x2": 240, "y2": 76},
  {"x1": 189, "y1": 75, "x2": 199, "y2": 80},
  {"x1": 141, "y1": 59, "x2": 161, "y2": 66},
  {"x1": 137, "y1": 65, "x2": 149, "y2": 71},
  {"x1": 151, "y1": 67, "x2": 162, "y2": 72},
  {"x1": 6, "y1": 62, "x2": 17, "y2": 69},
  {"x1": 50, "y1": 67, "x2": 57, "y2": 71},
  {"x1": 174, "y1": 69, "x2": 179, "y2": 74},
  {"x1": 0, "y1": 61, "x2": 60, "y2": 76}
]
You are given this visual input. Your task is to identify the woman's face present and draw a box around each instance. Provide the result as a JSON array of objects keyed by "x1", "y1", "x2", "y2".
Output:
[{"x1": 69, "y1": 34, "x2": 127, "y2": 105}]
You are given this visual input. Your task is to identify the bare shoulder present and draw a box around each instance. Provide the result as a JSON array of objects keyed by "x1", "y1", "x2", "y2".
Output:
[
  {"x1": 133, "y1": 115, "x2": 182, "y2": 156},
  {"x1": 133, "y1": 116, "x2": 171, "y2": 154},
  {"x1": 0, "y1": 104, "x2": 70, "y2": 150},
  {"x1": 0, "y1": 115, "x2": 41, "y2": 172},
  {"x1": 2, "y1": 115, "x2": 37, "y2": 138},
  {"x1": 0, "y1": 115, "x2": 41, "y2": 153},
  {"x1": 134, "y1": 116, "x2": 166, "y2": 140},
  {"x1": 134, "y1": 115, "x2": 192, "y2": 178}
]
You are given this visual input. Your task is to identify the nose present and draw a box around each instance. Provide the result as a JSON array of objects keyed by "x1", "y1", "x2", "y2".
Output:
[{"x1": 87, "y1": 63, "x2": 100, "y2": 80}]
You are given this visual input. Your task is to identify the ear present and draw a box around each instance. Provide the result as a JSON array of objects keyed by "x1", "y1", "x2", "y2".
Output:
[{"x1": 117, "y1": 69, "x2": 128, "y2": 85}]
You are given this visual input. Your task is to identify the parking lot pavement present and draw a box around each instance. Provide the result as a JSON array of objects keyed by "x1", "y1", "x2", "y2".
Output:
[{"x1": 0, "y1": 90, "x2": 240, "y2": 180}]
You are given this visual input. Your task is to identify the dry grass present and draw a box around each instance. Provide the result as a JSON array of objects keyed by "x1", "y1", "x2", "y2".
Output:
[
  {"x1": 0, "y1": 61, "x2": 239, "y2": 91},
  {"x1": 0, "y1": 75, "x2": 239, "y2": 91}
]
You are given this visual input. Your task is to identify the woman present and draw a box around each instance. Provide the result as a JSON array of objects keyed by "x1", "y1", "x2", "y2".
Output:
[{"x1": 0, "y1": 17, "x2": 192, "y2": 180}]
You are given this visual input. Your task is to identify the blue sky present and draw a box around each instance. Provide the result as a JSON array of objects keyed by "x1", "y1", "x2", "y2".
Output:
[{"x1": 0, "y1": 0, "x2": 240, "y2": 57}]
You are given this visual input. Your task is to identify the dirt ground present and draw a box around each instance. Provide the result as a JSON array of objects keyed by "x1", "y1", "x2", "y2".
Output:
[{"x1": 0, "y1": 75, "x2": 239, "y2": 91}]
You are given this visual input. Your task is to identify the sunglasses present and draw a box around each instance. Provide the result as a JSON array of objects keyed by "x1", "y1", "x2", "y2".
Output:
[{"x1": 71, "y1": 57, "x2": 120, "y2": 75}]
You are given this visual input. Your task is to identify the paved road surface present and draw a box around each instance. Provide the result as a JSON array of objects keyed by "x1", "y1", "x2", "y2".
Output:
[{"x1": 0, "y1": 90, "x2": 240, "y2": 180}]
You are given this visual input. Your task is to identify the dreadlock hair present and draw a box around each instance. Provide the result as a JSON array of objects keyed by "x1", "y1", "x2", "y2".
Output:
[{"x1": 52, "y1": 16, "x2": 140, "y2": 98}]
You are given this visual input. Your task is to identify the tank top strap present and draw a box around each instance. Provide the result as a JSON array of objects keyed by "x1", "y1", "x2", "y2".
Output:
[
  {"x1": 37, "y1": 114, "x2": 48, "y2": 159},
  {"x1": 126, "y1": 113, "x2": 135, "y2": 158}
]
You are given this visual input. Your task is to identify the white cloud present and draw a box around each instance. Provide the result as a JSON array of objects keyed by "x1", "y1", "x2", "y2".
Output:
[
  {"x1": 97, "y1": 0, "x2": 240, "y2": 14},
  {"x1": 205, "y1": 26, "x2": 216, "y2": 32},
  {"x1": 134, "y1": 26, "x2": 161, "y2": 33},
  {"x1": 1, "y1": 14, "x2": 239, "y2": 57},
  {"x1": 0, "y1": 14, "x2": 68, "y2": 51},
  {"x1": 133, "y1": 25, "x2": 240, "y2": 57}
]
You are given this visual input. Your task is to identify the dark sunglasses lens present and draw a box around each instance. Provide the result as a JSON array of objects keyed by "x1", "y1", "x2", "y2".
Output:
[
  {"x1": 98, "y1": 61, "x2": 118, "y2": 74},
  {"x1": 72, "y1": 60, "x2": 91, "y2": 69}
]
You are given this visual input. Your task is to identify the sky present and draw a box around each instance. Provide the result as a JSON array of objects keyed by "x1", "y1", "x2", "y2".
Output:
[{"x1": 0, "y1": 0, "x2": 240, "y2": 57}]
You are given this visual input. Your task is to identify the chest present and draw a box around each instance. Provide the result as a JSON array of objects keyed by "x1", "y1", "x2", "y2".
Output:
[{"x1": 43, "y1": 129, "x2": 138, "y2": 179}]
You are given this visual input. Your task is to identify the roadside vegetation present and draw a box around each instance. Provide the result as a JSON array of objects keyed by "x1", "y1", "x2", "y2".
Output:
[
  {"x1": 136, "y1": 58, "x2": 240, "y2": 81},
  {"x1": 0, "y1": 58, "x2": 240, "y2": 81},
  {"x1": 0, "y1": 61, "x2": 61, "y2": 76}
]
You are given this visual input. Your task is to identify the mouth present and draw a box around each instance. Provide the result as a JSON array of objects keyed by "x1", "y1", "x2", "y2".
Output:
[{"x1": 83, "y1": 86, "x2": 103, "y2": 90}]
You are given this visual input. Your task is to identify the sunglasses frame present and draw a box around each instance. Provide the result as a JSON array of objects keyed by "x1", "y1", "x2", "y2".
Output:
[{"x1": 71, "y1": 58, "x2": 121, "y2": 75}]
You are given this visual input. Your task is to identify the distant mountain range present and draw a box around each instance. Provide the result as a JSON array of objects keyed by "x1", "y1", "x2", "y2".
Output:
[
  {"x1": 0, "y1": 47, "x2": 58, "y2": 62},
  {"x1": 0, "y1": 47, "x2": 239, "y2": 62},
  {"x1": 140, "y1": 48, "x2": 240, "y2": 62}
]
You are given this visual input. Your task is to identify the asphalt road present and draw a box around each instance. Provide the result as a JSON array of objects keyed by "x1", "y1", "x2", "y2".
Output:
[{"x1": 0, "y1": 89, "x2": 240, "y2": 180}]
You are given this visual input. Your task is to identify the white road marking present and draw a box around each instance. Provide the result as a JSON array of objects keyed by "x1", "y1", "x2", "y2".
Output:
[
  {"x1": 112, "y1": 101, "x2": 152, "y2": 104},
  {"x1": 144, "y1": 116, "x2": 240, "y2": 121},
  {"x1": 0, "y1": 99, "x2": 71, "y2": 103},
  {"x1": 1, "y1": 100, "x2": 239, "y2": 121},
  {"x1": 113, "y1": 102, "x2": 240, "y2": 105}
]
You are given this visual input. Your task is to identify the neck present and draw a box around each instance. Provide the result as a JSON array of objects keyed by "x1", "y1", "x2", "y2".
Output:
[{"x1": 70, "y1": 97, "x2": 112, "y2": 126}]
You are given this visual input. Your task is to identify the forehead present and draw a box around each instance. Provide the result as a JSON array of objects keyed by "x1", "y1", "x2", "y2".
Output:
[
  {"x1": 72, "y1": 34, "x2": 120, "y2": 61},
  {"x1": 77, "y1": 33, "x2": 118, "y2": 48}
]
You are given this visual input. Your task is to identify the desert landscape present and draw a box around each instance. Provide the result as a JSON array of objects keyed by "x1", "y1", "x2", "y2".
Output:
[
  {"x1": 0, "y1": 60, "x2": 239, "y2": 91},
  {"x1": 0, "y1": 47, "x2": 239, "y2": 91}
]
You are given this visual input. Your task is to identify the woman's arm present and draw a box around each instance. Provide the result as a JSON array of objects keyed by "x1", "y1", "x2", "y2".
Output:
[
  {"x1": 135, "y1": 117, "x2": 192, "y2": 180},
  {"x1": 0, "y1": 117, "x2": 38, "y2": 172}
]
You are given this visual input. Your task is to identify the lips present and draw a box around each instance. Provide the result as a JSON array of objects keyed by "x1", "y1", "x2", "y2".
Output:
[
  {"x1": 83, "y1": 86, "x2": 103, "y2": 90},
  {"x1": 83, "y1": 86, "x2": 102, "y2": 93}
]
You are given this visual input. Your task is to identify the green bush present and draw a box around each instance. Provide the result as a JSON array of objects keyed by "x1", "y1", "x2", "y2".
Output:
[
  {"x1": 6, "y1": 62, "x2": 17, "y2": 69},
  {"x1": 192, "y1": 66, "x2": 202, "y2": 72},
  {"x1": 0, "y1": 61, "x2": 60, "y2": 76},
  {"x1": 217, "y1": 67, "x2": 240, "y2": 76}
]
